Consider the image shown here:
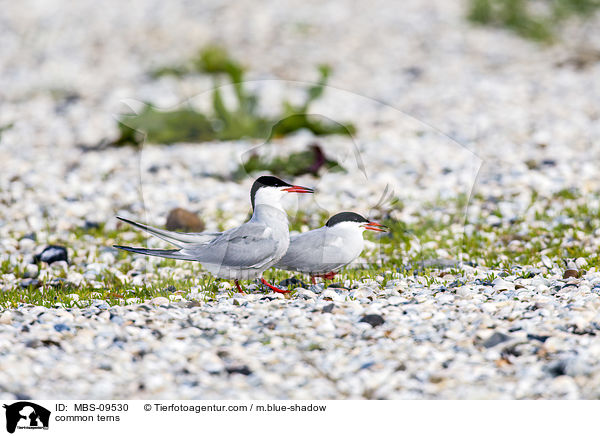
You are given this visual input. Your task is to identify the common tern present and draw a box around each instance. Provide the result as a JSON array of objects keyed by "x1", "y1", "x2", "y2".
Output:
[
  {"x1": 274, "y1": 212, "x2": 386, "y2": 283},
  {"x1": 114, "y1": 175, "x2": 314, "y2": 293}
]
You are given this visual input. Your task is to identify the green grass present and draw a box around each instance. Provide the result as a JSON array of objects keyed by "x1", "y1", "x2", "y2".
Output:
[{"x1": 468, "y1": 0, "x2": 600, "y2": 42}]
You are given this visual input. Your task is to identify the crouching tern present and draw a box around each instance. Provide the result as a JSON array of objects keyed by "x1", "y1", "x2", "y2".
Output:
[
  {"x1": 114, "y1": 176, "x2": 314, "y2": 293},
  {"x1": 274, "y1": 212, "x2": 386, "y2": 283}
]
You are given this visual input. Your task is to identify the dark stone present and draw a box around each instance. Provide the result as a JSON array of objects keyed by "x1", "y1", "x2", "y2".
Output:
[
  {"x1": 260, "y1": 296, "x2": 276, "y2": 301},
  {"x1": 83, "y1": 220, "x2": 101, "y2": 230},
  {"x1": 321, "y1": 303, "x2": 335, "y2": 313},
  {"x1": 403, "y1": 66, "x2": 423, "y2": 79},
  {"x1": 395, "y1": 362, "x2": 407, "y2": 371},
  {"x1": 546, "y1": 360, "x2": 567, "y2": 377},
  {"x1": 20, "y1": 278, "x2": 40, "y2": 288},
  {"x1": 226, "y1": 365, "x2": 252, "y2": 376},
  {"x1": 527, "y1": 333, "x2": 550, "y2": 342},
  {"x1": 359, "y1": 361, "x2": 375, "y2": 370},
  {"x1": 482, "y1": 332, "x2": 511, "y2": 348},
  {"x1": 359, "y1": 314, "x2": 385, "y2": 328},
  {"x1": 163, "y1": 285, "x2": 177, "y2": 293},
  {"x1": 278, "y1": 277, "x2": 309, "y2": 288},
  {"x1": 53, "y1": 324, "x2": 70, "y2": 333},
  {"x1": 165, "y1": 208, "x2": 205, "y2": 232},
  {"x1": 328, "y1": 282, "x2": 347, "y2": 289},
  {"x1": 563, "y1": 269, "x2": 579, "y2": 279},
  {"x1": 20, "y1": 233, "x2": 36, "y2": 241},
  {"x1": 34, "y1": 245, "x2": 68, "y2": 264}
]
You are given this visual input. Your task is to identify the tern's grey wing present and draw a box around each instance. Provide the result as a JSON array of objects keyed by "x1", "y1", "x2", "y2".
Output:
[
  {"x1": 182, "y1": 222, "x2": 278, "y2": 269},
  {"x1": 275, "y1": 228, "x2": 330, "y2": 272}
]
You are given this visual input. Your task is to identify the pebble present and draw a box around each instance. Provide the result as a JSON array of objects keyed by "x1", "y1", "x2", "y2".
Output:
[
  {"x1": 563, "y1": 269, "x2": 579, "y2": 279},
  {"x1": 34, "y1": 245, "x2": 68, "y2": 264},
  {"x1": 482, "y1": 332, "x2": 511, "y2": 348},
  {"x1": 149, "y1": 297, "x2": 170, "y2": 306},
  {"x1": 0, "y1": 312, "x2": 12, "y2": 325},
  {"x1": 359, "y1": 314, "x2": 385, "y2": 327},
  {"x1": 165, "y1": 208, "x2": 205, "y2": 232}
]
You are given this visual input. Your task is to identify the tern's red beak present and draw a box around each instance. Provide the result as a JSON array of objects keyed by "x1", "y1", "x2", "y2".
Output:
[
  {"x1": 362, "y1": 221, "x2": 387, "y2": 232},
  {"x1": 283, "y1": 185, "x2": 314, "y2": 194}
]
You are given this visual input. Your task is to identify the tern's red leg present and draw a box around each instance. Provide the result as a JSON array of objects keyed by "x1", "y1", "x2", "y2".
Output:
[
  {"x1": 260, "y1": 278, "x2": 291, "y2": 294},
  {"x1": 311, "y1": 276, "x2": 316, "y2": 284},
  {"x1": 235, "y1": 280, "x2": 245, "y2": 294},
  {"x1": 315, "y1": 272, "x2": 337, "y2": 281}
]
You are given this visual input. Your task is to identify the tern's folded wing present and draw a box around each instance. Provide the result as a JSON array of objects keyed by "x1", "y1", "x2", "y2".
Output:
[
  {"x1": 275, "y1": 228, "x2": 327, "y2": 270},
  {"x1": 184, "y1": 222, "x2": 278, "y2": 269}
]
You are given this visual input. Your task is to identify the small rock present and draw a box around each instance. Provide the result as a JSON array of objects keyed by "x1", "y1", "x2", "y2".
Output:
[
  {"x1": 83, "y1": 220, "x2": 101, "y2": 230},
  {"x1": 0, "y1": 312, "x2": 12, "y2": 325},
  {"x1": 482, "y1": 332, "x2": 511, "y2": 348},
  {"x1": 527, "y1": 333, "x2": 550, "y2": 342},
  {"x1": 278, "y1": 277, "x2": 309, "y2": 288},
  {"x1": 23, "y1": 264, "x2": 39, "y2": 278},
  {"x1": 545, "y1": 360, "x2": 567, "y2": 377},
  {"x1": 321, "y1": 303, "x2": 335, "y2": 313},
  {"x1": 575, "y1": 257, "x2": 588, "y2": 269},
  {"x1": 165, "y1": 208, "x2": 205, "y2": 232},
  {"x1": 20, "y1": 233, "x2": 36, "y2": 241},
  {"x1": 54, "y1": 323, "x2": 70, "y2": 332},
  {"x1": 351, "y1": 287, "x2": 375, "y2": 300},
  {"x1": 359, "y1": 314, "x2": 385, "y2": 327},
  {"x1": 149, "y1": 297, "x2": 169, "y2": 306},
  {"x1": 541, "y1": 255, "x2": 553, "y2": 269},
  {"x1": 226, "y1": 365, "x2": 252, "y2": 376},
  {"x1": 492, "y1": 278, "x2": 514, "y2": 291},
  {"x1": 34, "y1": 245, "x2": 68, "y2": 264},
  {"x1": 20, "y1": 278, "x2": 41, "y2": 288}
]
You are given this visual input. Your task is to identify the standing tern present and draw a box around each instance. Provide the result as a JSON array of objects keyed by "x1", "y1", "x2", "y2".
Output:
[
  {"x1": 114, "y1": 175, "x2": 314, "y2": 293},
  {"x1": 274, "y1": 212, "x2": 386, "y2": 283}
]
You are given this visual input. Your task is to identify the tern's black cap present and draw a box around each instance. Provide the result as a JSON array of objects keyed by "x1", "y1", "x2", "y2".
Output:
[
  {"x1": 250, "y1": 176, "x2": 292, "y2": 209},
  {"x1": 325, "y1": 212, "x2": 369, "y2": 227}
]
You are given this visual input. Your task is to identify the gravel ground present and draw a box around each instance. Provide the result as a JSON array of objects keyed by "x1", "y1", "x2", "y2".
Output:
[{"x1": 1, "y1": 0, "x2": 600, "y2": 399}]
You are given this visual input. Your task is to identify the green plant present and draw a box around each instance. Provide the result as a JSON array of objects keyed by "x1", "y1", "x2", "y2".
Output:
[
  {"x1": 468, "y1": 0, "x2": 600, "y2": 42},
  {"x1": 234, "y1": 143, "x2": 346, "y2": 179},
  {"x1": 116, "y1": 45, "x2": 355, "y2": 146}
]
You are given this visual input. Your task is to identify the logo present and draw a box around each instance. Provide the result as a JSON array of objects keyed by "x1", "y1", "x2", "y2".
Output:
[{"x1": 2, "y1": 402, "x2": 50, "y2": 434}]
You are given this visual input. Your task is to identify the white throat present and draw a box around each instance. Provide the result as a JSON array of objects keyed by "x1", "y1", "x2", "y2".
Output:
[{"x1": 252, "y1": 187, "x2": 286, "y2": 213}]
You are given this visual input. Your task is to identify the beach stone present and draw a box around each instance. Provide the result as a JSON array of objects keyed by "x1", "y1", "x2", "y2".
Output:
[
  {"x1": 149, "y1": 297, "x2": 169, "y2": 306},
  {"x1": 0, "y1": 312, "x2": 12, "y2": 325},
  {"x1": 482, "y1": 332, "x2": 510, "y2": 348},
  {"x1": 359, "y1": 314, "x2": 385, "y2": 327},
  {"x1": 34, "y1": 245, "x2": 68, "y2": 264},
  {"x1": 165, "y1": 208, "x2": 205, "y2": 232},
  {"x1": 23, "y1": 264, "x2": 39, "y2": 278},
  {"x1": 563, "y1": 269, "x2": 579, "y2": 279}
]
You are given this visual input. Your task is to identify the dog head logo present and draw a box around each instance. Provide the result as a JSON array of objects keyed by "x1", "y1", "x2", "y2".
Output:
[{"x1": 3, "y1": 402, "x2": 50, "y2": 433}]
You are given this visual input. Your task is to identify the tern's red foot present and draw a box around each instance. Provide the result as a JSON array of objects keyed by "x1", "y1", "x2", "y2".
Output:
[
  {"x1": 316, "y1": 272, "x2": 337, "y2": 280},
  {"x1": 235, "y1": 280, "x2": 245, "y2": 294},
  {"x1": 311, "y1": 276, "x2": 316, "y2": 285},
  {"x1": 260, "y1": 278, "x2": 291, "y2": 294}
]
